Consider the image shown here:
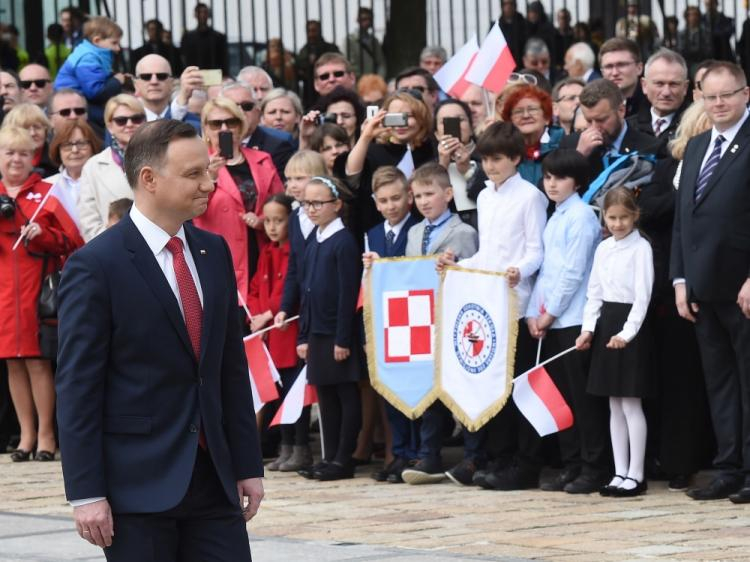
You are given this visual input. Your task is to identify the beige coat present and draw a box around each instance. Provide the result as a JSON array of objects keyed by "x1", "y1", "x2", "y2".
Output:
[{"x1": 78, "y1": 147, "x2": 132, "y2": 241}]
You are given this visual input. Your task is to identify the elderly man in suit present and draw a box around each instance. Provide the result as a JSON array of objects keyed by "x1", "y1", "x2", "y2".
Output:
[
  {"x1": 671, "y1": 61, "x2": 750, "y2": 503},
  {"x1": 56, "y1": 120, "x2": 264, "y2": 561}
]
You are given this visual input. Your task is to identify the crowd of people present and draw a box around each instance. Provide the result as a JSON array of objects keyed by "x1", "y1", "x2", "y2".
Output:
[{"x1": 1, "y1": 0, "x2": 750, "y2": 511}]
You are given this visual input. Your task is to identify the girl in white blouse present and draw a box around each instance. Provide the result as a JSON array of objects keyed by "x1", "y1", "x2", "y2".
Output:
[{"x1": 576, "y1": 187, "x2": 654, "y2": 498}]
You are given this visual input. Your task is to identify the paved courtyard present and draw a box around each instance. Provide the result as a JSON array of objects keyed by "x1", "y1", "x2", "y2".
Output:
[{"x1": 1, "y1": 451, "x2": 750, "y2": 562}]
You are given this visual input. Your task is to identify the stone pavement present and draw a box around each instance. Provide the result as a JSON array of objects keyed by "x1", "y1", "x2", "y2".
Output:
[{"x1": 1, "y1": 453, "x2": 750, "y2": 561}]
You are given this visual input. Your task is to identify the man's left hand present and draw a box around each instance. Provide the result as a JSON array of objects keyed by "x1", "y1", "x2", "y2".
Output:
[
  {"x1": 237, "y1": 477, "x2": 264, "y2": 522},
  {"x1": 738, "y1": 278, "x2": 750, "y2": 319},
  {"x1": 177, "y1": 66, "x2": 205, "y2": 105}
]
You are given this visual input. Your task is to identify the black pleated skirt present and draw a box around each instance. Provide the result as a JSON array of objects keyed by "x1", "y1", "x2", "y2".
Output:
[
  {"x1": 306, "y1": 333, "x2": 363, "y2": 386},
  {"x1": 587, "y1": 302, "x2": 653, "y2": 398}
]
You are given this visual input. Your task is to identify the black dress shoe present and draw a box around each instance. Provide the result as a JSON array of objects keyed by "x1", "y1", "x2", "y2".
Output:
[
  {"x1": 317, "y1": 462, "x2": 355, "y2": 481},
  {"x1": 541, "y1": 466, "x2": 581, "y2": 492},
  {"x1": 729, "y1": 486, "x2": 750, "y2": 504},
  {"x1": 565, "y1": 472, "x2": 608, "y2": 494},
  {"x1": 599, "y1": 475, "x2": 626, "y2": 497},
  {"x1": 35, "y1": 450, "x2": 55, "y2": 462},
  {"x1": 371, "y1": 457, "x2": 406, "y2": 482},
  {"x1": 483, "y1": 464, "x2": 539, "y2": 491},
  {"x1": 299, "y1": 461, "x2": 328, "y2": 479},
  {"x1": 687, "y1": 477, "x2": 743, "y2": 500},
  {"x1": 611, "y1": 477, "x2": 648, "y2": 497},
  {"x1": 10, "y1": 448, "x2": 34, "y2": 462}
]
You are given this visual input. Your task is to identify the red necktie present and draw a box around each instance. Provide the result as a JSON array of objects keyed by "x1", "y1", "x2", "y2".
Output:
[{"x1": 166, "y1": 237, "x2": 207, "y2": 449}]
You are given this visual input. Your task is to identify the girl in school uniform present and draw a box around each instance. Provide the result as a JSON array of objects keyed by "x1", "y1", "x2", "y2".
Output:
[
  {"x1": 249, "y1": 193, "x2": 312, "y2": 473},
  {"x1": 276, "y1": 176, "x2": 363, "y2": 481},
  {"x1": 576, "y1": 187, "x2": 655, "y2": 498}
]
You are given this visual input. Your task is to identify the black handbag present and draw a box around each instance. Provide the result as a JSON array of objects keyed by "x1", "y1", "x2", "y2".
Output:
[{"x1": 37, "y1": 256, "x2": 61, "y2": 359}]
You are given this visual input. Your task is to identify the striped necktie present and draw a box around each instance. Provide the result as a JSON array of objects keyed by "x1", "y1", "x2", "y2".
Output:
[{"x1": 694, "y1": 135, "x2": 725, "y2": 201}]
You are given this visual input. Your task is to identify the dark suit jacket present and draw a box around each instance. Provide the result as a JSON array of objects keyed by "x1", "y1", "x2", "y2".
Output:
[
  {"x1": 586, "y1": 69, "x2": 603, "y2": 83},
  {"x1": 245, "y1": 126, "x2": 295, "y2": 180},
  {"x1": 670, "y1": 118, "x2": 750, "y2": 302},
  {"x1": 366, "y1": 215, "x2": 419, "y2": 258},
  {"x1": 626, "y1": 100, "x2": 689, "y2": 156},
  {"x1": 56, "y1": 216, "x2": 263, "y2": 513},
  {"x1": 560, "y1": 122, "x2": 663, "y2": 192}
]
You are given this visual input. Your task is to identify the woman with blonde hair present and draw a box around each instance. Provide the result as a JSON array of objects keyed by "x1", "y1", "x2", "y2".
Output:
[
  {"x1": 193, "y1": 97, "x2": 284, "y2": 316},
  {"x1": 341, "y1": 89, "x2": 436, "y2": 239},
  {"x1": 637, "y1": 98, "x2": 714, "y2": 492},
  {"x1": 0, "y1": 126, "x2": 82, "y2": 462},
  {"x1": 3, "y1": 103, "x2": 56, "y2": 177},
  {"x1": 260, "y1": 88, "x2": 303, "y2": 140},
  {"x1": 77, "y1": 94, "x2": 145, "y2": 240}
]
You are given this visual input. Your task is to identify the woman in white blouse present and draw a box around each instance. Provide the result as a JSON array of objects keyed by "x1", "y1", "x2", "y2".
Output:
[
  {"x1": 77, "y1": 94, "x2": 146, "y2": 241},
  {"x1": 45, "y1": 119, "x2": 101, "y2": 232}
]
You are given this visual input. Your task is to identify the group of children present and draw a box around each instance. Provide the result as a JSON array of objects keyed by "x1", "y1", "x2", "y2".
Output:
[{"x1": 250, "y1": 119, "x2": 654, "y2": 496}]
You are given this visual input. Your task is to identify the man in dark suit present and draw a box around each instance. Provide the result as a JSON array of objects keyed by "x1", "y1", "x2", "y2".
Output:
[
  {"x1": 627, "y1": 48, "x2": 690, "y2": 154},
  {"x1": 599, "y1": 38, "x2": 649, "y2": 118},
  {"x1": 56, "y1": 120, "x2": 264, "y2": 560},
  {"x1": 671, "y1": 61, "x2": 750, "y2": 503},
  {"x1": 222, "y1": 82, "x2": 295, "y2": 180},
  {"x1": 560, "y1": 78, "x2": 662, "y2": 184}
]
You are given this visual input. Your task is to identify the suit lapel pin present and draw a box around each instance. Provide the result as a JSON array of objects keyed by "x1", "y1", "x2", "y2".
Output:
[
  {"x1": 731, "y1": 144, "x2": 739, "y2": 154},
  {"x1": 200, "y1": 249, "x2": 207, "y2": 255}
]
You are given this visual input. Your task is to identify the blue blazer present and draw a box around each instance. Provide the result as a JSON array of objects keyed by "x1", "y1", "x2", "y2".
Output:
[
  {"x1": 367, "y1": 215, "x2": 419, "y2": 258},
  {"x1": 281, "y1": 208, "x2": 313, "y2": 317},
  {"x1": 56, "y1": 216, "x2": 263, "y2": 513}
]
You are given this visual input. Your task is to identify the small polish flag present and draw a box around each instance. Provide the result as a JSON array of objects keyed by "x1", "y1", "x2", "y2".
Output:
[
  {"x1": 249, "y1": 374, "x2": 265, "y2": 414},
  {"x1": 270, "y1": 366, "x2": 317, "y2": 426},
  {"x1": 512, "y1": 366, "x2": 573, "y2": 437},
  {"x1": 244, "y1": 335, "x2": 279, "y2": 405},
  {"x1": 433, "y1": 35, "x2": 479, "y2": 98},
  {"x1": 465, "y1": 21, "x2": 517, "y2": 93}
]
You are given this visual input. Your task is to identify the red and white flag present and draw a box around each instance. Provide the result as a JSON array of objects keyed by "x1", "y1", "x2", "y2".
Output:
[
  {"x1": 244, "y1": 336, "x2": 280, "y2": 410},
  {"x1": 465, "y1": 21, "x2": 517, "y2": 93},
  {"x1": 433, "y1": 35, "x2": 479, "y2": 98},
  {"x1": 512, "y1": 366, "x2": 573, "y2": 437},
  {"x1": 270, "y1": 366, "x2": 317, "y2": 426}
]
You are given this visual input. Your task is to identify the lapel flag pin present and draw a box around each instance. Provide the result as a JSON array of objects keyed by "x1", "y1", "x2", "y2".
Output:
[{"x1": 200, "y1": 249, "x2": 207, "y2": 255}]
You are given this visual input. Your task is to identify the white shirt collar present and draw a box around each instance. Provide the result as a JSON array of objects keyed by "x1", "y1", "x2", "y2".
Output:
[
  {"x1": 582, "y1": 68, "x2": 594, "y2": 81},
  {"x1": 130, "y1": 204, "x2": 188, "y2": 257},
  {"x1": 384, "y1": 213, "x2": 410, "y2": 239},
  {"x1": 610, "y1": 228, "x2": 641, "y2": 248},
  {"x1": 710, "y1": 108, "x2": 750, "y2": 146},
  {"x1": 316, "y1": 217, "x2": 345, "y2": 243},
  {"x1": 650, "y1": 108, "x2": 674, "y2": 131},
  {"x1": 144, "y1": 104, "x2": 170, "y2": 121}
]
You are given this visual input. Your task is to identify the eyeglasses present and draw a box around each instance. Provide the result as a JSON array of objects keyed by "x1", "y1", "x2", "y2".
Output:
[
  {"x1": 301, "y1": 199, "x2": 336, "y2": 210},
  {"x1": 396, "y1": 87, "x2": 424, "y2": 101},
  {"x1": 60, "y1": 140, "x2": 91, "y2": 151},
  {"x1": 52, "y1": 107, "x2": 86, "y2": 117},
  {"x1": 555, "y1": 94, "x2": 579, "y2": 103},
  {"x1": 206, "y1": 117, "x2": 242, "y2": 130},
  {"x1": 601, "y1": 61, "x2": 636, "y2": 72},
  {"x1": 702, "y1": 86, "x2": 747, "y2": 104},
  {"x1": 511, "y1": 106, "x2": 543, "y2": 117},
  {"x1": 508, "y1": 73, "x2": 538, "y2": 86},
  {"x1": 136, "y1": 73, "x2": 171, "y2": 81},
  {"x1": 316, "y1": 70, "x2": 346, "y2": 81},
  {"x1": 19, "y1": 79, "x2": 50, "y2": 89},
  {"x1": 239, "y1": 101, "x2": 255, "y2": 112},
  {"x1": 111, "y1": 114, "x2": 146, "y2": 126}
]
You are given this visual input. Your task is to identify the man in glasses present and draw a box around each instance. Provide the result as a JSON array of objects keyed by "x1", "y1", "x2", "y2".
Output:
[
  {"x1": 551, "y1": 77, "x2": 584, "y2": 135},
  {"x1": 599, "y1": 38, "x2": 647, "y2": 118},
  {"x1": 312, "y1": 53, "x2": 356, "y2": 101},
  {"x1": 222, "y1": 83, "x2": 294, "y2": 180},
  {"x1": 19, "y1": 64, "x2": 53, "y2": 109},
  {"x1": 134, "y1": 54, "x2": 203, "y2": 129},
  {"x1": 48, "y1": 88, "x2": 91, "y2": 134},
  {"x1": 395, "y1": 67, "x2": 439, "y2": 114}
]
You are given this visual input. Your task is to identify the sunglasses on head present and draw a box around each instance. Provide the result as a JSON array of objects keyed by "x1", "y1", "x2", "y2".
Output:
[
  {"x1": 508, "y1": 72, "x2": 538, "y2": 86},
  {"x1": 20, "y1": 79, "x2": 50, "y2": 89},
  {"x1": 316, "y1": 70, "x2": 346, "y2": 81},
  {"x1": 111, "y1": 114, "x2": 146, "y2": 126},
  {"x1": 137, "y1": 73, "x2": 171, "y2": 81},
  {"x1": 207, "y1": 117, "x2": 242, "y2": 130},
  {"x1": 53, "y1": 107, "x2": 86, "y2": 117},
  {"x1": 239, "y1": 101, "x2": 255, "y2": 112},
  {"x1": 396, "y1": 87, "x2": 424, "y2": 101}
]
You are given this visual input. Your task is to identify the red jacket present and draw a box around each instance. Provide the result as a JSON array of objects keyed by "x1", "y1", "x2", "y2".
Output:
[
  {"x1": 248, "y1": 240, "x2": 298, "y2": 369},
  {"x1": 193, "y1": 147, "x2": 283, "y2": 303},
  {"x1": 0, "y1": 174, "x2": 84, "y2": 358}
]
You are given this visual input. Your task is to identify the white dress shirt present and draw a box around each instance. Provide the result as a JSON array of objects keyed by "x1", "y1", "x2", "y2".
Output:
[
  {"x1": 582, "y1": 230, "x2": 654, "y2": 342},
  {"x1": 650, "y1": 108, "x2": 674, "y2": 135},
  {"x1": 384, "y1": 212, "x2": 410, "y2": 241},
  {"x1": 458, "y1": 173, "x2": 547, "y2": 317},
  {"x1": 69, "y1": 205, "x2": 204, "y2": 508},
  {"x1": 298, "y1": 207, "x2": 315, "y2": 239},
  {"x1": 144, "y1": 98, "x2": 189, "y2": 123}
]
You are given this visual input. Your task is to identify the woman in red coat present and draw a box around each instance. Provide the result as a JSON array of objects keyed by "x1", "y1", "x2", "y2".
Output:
[
  {"x1": 0, "y1": 126, "x2": 83, "y2": 462},
  {"x1": 195, "y1": 97, "x2": 284, "y2": 312}
]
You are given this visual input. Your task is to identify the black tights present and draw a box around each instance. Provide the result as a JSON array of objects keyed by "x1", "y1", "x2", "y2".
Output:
[{"x1": 316, "y1": 382, "x2": 362, "y2": 465}]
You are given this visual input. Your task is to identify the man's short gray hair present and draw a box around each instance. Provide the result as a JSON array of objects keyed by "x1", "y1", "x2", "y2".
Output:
[
  {"x1": 420, "y1": 45, "x2": 447, "y2": 62},
  {"x1": 644, "y1": 48, "x2": 688, "y2": 80},
  {"x1": 48, "y1": 88, "x2": 87, "y2": 113},
  {"x1": 524, "y1": 37, "x2": 549, "y2": 58},
  {"x1": 567, "y1": 42, "x2": 596, "y2": 71},
  {"x1": 236, "y1": 66, "x2": 273, "y2": 87}
]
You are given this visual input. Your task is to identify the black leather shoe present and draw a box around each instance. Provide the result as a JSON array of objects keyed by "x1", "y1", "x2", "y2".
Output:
[
  {"x1": 611, "y1": 477, "x2": 648, "y2": 497},
  {"x1": 299, "y1": 461, "x2": 328, "y2": 479},
  {"x1": 372, "y1": 457, "x2": 406, "y2": 482},
  {"x1": 541, "y1": 466, "x2": 581, "y2": 492},
  {"x1": 565, "y1": 472, "x2": 608, "y2": 494},
  {"x1": 729, "y1": 486, "x2": 750, "y2": 504},
  {"x1": 483, "y1": 464, "x2": 539, "y2": 491},
  {"x1": 317, "y1": 462, "x2": 355, "y2": 481},
  {"x1": 35, "y1": 450, "x2": 55, "y2": 462},
  {"x1": 687, "y1": 477, "x2": 742, "y2": 500},
  {"x1": 599, "y1": 475, "x2": 626, "y2": 497},
  {"x1": 10, "y1": 448, "x2": 34, "y2": 462}
]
